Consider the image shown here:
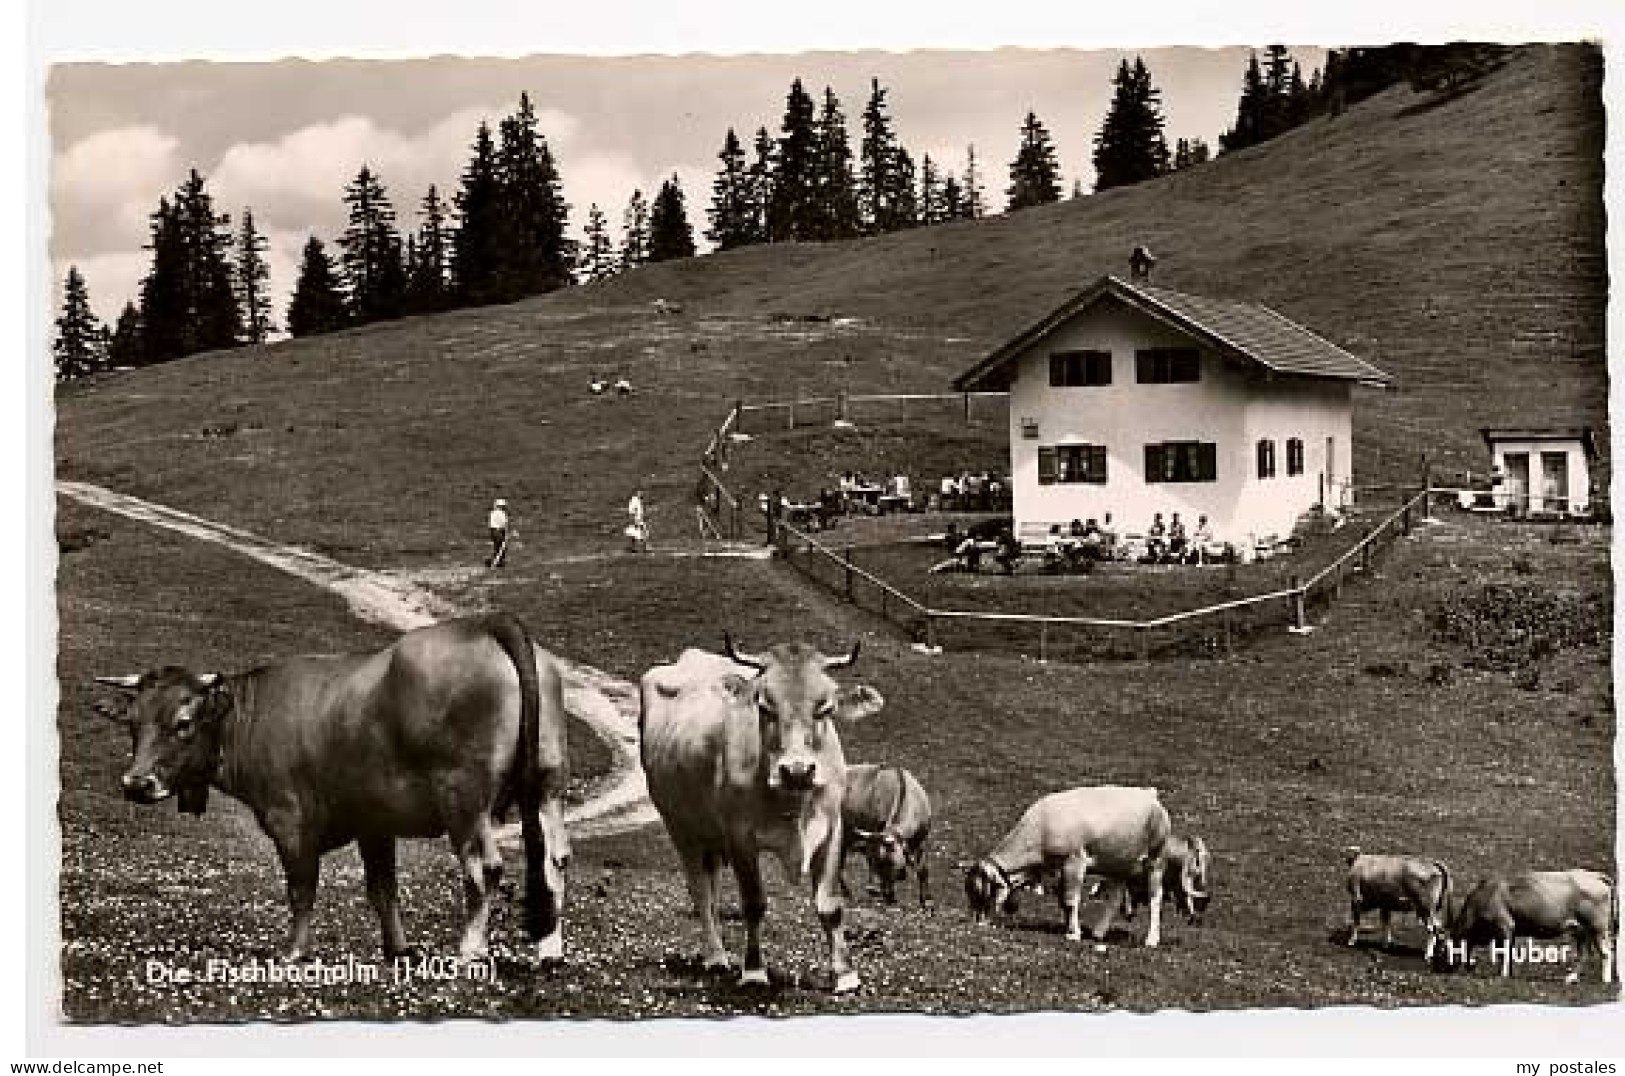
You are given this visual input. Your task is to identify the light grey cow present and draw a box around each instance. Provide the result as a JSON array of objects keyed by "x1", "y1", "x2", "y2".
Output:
[
  {"x1": 841, "y1": 763, "x2": 933, "y2": 908},
  {"x1": 1343, "y1": 847, "x2": 1453, "y2": 959},
  {"x1": 1442, "y1": 869, "x2": 1615, "y2": 984}
]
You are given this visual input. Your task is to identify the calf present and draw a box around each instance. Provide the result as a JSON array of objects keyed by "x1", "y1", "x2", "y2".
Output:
[
  {"x1": 1098, "y1": 833, "x2": 1213, "y2": 928},
  {"x1": 963, "y1": 785, "x2": 1171, "y2": 947},
  {"x1": 1343, "y1": 847, "x2": 1452, "y2": 959},
  {"x1": 1440, "y1": 869, "x2": 1615, "y2": 984},
  {"x1": 841, "y1": 764, "x2": 933, "y2": 908}
]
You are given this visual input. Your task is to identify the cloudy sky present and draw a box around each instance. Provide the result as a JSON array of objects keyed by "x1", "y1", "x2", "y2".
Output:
[{"x1": 47, "y1": 46, "x2": 1331, "y2": 327}]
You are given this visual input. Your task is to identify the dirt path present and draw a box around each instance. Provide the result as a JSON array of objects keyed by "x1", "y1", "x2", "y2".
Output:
[{"x1": 56, "y1": 479, "x2": 657, "y2": 840}]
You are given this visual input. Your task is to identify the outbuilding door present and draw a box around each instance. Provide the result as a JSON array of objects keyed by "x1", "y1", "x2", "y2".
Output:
[
  {"x1": 1541, "y1": 451, "x2": 1569, "y2": 514},
  {"x1": 1503, "y1": 452, "x2": 1530, "y2": 514}
]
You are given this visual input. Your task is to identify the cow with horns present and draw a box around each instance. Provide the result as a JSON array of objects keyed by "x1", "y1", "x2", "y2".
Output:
[
  {"x1": 639, "y1": 636, "x2": 885, "y2": 993},
  {"x1": 840, "y1": 763, "x2": 934, "y2": 909}
]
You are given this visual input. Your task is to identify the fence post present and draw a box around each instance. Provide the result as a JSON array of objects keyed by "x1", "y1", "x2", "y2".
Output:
[
  {"x1": 1360, "y1": 526, "x2": 1372, "y2": 572},
  {"x1": 844, "y1": 548, "x2": 855, "y2": 601},
  {"x1": 732, "y1": 399, "x2": 743, "y2": 440},
  {"x1": 1290, "y1": 574, "x2": 1307, "y2": 631},
  {"x1": 1222, "y1": 606, "x2": 1233, "y2": 655},
  {"x1": 1138, "y1": 625, "x2": 1151, "y2": 663},
  {"x1": 925, "y1": 613, "x2": 937, "y2": 652},
  {"x1": 963, "y1": 392, "x2": 971, "y2": 425},
  {"x1": 788, "y1": 398, "x2": 796, "y2": 430},
  {"x1": 1038, "y1": 622, "x2": 1048, "y2": 664}
]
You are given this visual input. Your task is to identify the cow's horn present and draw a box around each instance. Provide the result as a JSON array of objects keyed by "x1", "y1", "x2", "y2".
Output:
[
  {"x1": 823, "y1": 640, "x2": 862, "y2": 670},
  {"x1": 197, "y1": 672, "x2": 222, "y2": 689},
  {"x1": 95, "y1": 674, "x2": 143, "y2": 691},
  {"x1": 722, "y1": 633, "x2": 767, "y2": 671}
]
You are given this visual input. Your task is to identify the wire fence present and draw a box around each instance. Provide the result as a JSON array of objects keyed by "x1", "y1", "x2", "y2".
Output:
[{"x1": 733, "y1": 391, "x2": 1008, "y2": 436}]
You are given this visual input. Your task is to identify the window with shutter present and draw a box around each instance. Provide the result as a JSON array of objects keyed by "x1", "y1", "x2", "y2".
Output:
[{"x1": 1145, "y1": 441, "x2": 1217, "y2": 483}]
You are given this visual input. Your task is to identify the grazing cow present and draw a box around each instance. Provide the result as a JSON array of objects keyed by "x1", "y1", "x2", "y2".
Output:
[
  {"x1": 639, "y1": 637, "x2": 884, "y2": 994},
  {"x1": 94, "y1": 613, "x2": 571, "y2": 964},
  {"x1": 1440, "y1": 869, "x2": 1615, "y2": 984},
  {"x1": 1343, "y1": 848, "x2": 1452, "y2": 959},
  {"x1": 963, "y1": 786, "x2": 1172, "y2": 947},
  {"x1": 1096, "y1": 833, "x2": 1213, "y2": 928},
  {"x1": 840, "y1": 764, "x2": 933, "y2": 908}
]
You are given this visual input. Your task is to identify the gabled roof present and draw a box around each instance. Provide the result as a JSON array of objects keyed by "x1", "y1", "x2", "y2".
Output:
[{"x1": 952, "y1": 275, "x2": 1394, "y2": 391}]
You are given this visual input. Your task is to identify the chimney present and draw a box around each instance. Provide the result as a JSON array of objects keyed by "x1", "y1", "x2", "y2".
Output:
[{"x1": 1130, "y1": 245, "x2": 1157, "y2": 283}]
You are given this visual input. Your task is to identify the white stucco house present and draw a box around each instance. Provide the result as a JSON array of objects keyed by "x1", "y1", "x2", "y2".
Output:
[
  {"x1": 1480, "y1": 427, "x2": 1596, "y2": 516},
  {"x1": 952, "y1": 274, "x2": 1393, "y2": 548}
]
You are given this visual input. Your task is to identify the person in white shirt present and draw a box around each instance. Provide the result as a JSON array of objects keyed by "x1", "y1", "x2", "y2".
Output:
[
  {"x1": 487, "y1": 498, "x2": 510, "y2": 568},
  {"x1": 615, "y1": 375, "x2": 634, "y2": 396},
  {"x1": 626, "y1": 489, "x2": 648, "y2": 552}
]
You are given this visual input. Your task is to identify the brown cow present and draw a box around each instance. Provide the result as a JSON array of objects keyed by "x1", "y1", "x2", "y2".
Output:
[
  {"x1": 841, "y1": 763, "x2": 933, "y2": 908},
  {"x1": 95, "y1": 612, "x2": 570, "y2": 964}
]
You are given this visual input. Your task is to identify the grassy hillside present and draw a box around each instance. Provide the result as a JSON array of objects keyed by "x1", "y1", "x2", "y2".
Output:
[{"x1": 55, "y1": 44, "x2": 1606, "y2": 572}]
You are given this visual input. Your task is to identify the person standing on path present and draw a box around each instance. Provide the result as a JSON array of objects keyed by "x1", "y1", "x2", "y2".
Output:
[
  {"x1": 626, "y1": 489, "x2": 649, "y2": 553},
  {"x1": 487, "y1": 498, "x2": 511, "y2": 568}
]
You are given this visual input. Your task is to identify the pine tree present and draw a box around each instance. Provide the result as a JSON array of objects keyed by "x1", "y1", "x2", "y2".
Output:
[
  {"x1": 580, "y1": 203, "x2": 617, "y2": 282},
  {"x1": 405, "y1": 185, "x2": 451, "y2": 315},
  {"x1": 1220, "y1": 52, "x2": 1271, "y2": 153},
  {"x1": 451, "y1": 121, "x2": 505, "y2": 307},
  {"x1": 858, "y1": 79, "x2": 916, "y2": 234},
  {"x1": 706, "y1": 128, "x2": 757, "y2": 251},
  {"x1": 497, "y1": 93, "x2": 574, "y2": 300},
  {"x1": 918, "y1": 154, "x2": 944, "y2": 225},
  {"x1": 1091, "y1": 57, "x2": 1171, "y2": 192},
  {"x1": 767, "y1": 78, "x2": 819, "y2": 242},
  {"x1": 53, "y1": 266, "x2": 105, "y2": 381},
  {"x1": 961, "y1": 144, "x2": 986, "y2": 219},
  {"x1": 940, "y1": 174, "x2": 965, "y2": 221},
  {"x1": 620, "y1": 189, "x2": 650, "y2": 270},
  {"x1": 1261, "y1": 44, "x2": 1294, "y2": 138},
  {"x1": 106, "y1": 301, "x2": 144, "y2": 369},
  {"x1": 337, "y1": 165, "x2": 406, "y2": 325},
  {"x1": 286, "y1": 236, "x2": 349, "y2": 337},
  {"x1": 232, "y1": 208, "x2": 276, "y2": 343},
  {"x1": 137, "y1": 170, "x2": 242, "y2": 364},
  {"x1": 1006, "y1": 111, "x2": 1063, "y2": 210},
  {"x1": 647, "y1": 175, "x2": 696, "y2": 262},
  {"x1": 746, "y1": 127, "x2": 777, "y2": 245},
  {"x1": 810, "y1": 87, "x2": 860, "y2": 240}
]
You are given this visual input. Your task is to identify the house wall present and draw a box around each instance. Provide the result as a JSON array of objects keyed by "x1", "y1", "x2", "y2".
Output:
[
  {"x1": 1487, "y1": 439, "x2": 1592, "y2": 514},
  {"x1": 1006, "y1": 300, "x2": 1353, "y2": 545}
]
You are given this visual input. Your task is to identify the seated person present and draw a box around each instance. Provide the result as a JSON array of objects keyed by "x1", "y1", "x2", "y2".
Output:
[
  {"x1": 1097, "y1": 512, "x2": 1119, "y2": 560},
  {"x1": 589, "y1": 374, "x2": 607, "y2": 395},
  {"x1": 615, "y1": 375, "x2": 634, "y2": 395},
  {"x1": 816, "y1": 488, "x2": 840, "y2": 529},
  {"x1": 993, "y1": 529, "x2": 1022, "y2": 575},
  {"x1": 1146, "y1": 512, "x2": 1168, "y2": 563},
  {"x1": 1167, "y1": 513, "x2": 1188, "y2": 561},
  {"x1": 1190, "y1": 514, "x2": 1219, "y2": 563}
]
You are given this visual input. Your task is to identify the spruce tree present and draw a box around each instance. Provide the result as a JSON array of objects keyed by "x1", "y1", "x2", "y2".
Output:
[
  {"x1": 497, "y1": 93, "x2": 573, "y2": 299},
  {"x1": 961, "y1": 144, "x2": 986, "y2": 219},
  {"x1": 647, "y1": 175, "x2": 696, "y2": 262},
  {"x1": 858, "y1": 79, "x2": 915, "y2": 234},
  {"x1": 286, "y1": 236, "x2": 349, "y2": 337},
  {"x1": 1006, "y1": 111, "x2": 1063, "y2": 210},
  {"x1": 706, "y1": 128, "x2": 757, "y2": 251},
  {"x1": 106, "y1": 301, "x2": 144, "y2": 369},
  {"x1": 580, "y1": 203, "x2": 617, "y2": 282},
  {"x1": 810, "y1": 87, "x2": 860, "y2": 240},
  {"x1": 53, "y1": 266, "x2": 105, "y2": 381},
  {"x1": 620, "y1": 189, "x2": 650, "y2": 270},
  {"x1": 1091, "y1": 57, "x2": 1171, "y2": 192},
  {"x1": 232, "y1": 208, "x2": 276, "y2": 343},
  {"x1": 452, "y1": 121, "x2": 505, "y2": 307},
  {"x1": 338, "y1": 165, "x2": 406, "y2": 325},
  {"x1": 767, "y1": 78, "x2": 819, "y2": 242},
  {"x1": 1220, "y1": 52, "x2": 1269, "y2": 152},
  {"x1": 137, "y1": 171, "x2": 241, "y2": 364},
  {"x1": 941, "y1": 174, "x2": 965, "y2": 221},
  {"x1": 918, "y1": 154, "x2": 944, "y2": 225},
  {"x1": 405, "y1": 185, "x2": 451, "y2": 315},
  {"x1": 746, "y1": 127, "x2": 777, "y2": 245}
]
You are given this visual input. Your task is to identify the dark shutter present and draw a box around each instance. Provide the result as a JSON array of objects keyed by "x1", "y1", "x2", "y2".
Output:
[
  {"x1": 1144, "y1": 444, "x2": 1164, "y2": 483},
  {"x1": 1088, "y1": 445, "x2": 1108, "y2": 484},
  {"x1": 1174, "y1": 349, "x2": 1200, "y2": 382},
  {"x1": 1048, "y1": 355, "x2": 1064, "y2": 387},
  {"x1": 1136, "y1": 351, "x2": 1155, "y2": 383},
  {"x1": 1198, "y1": 442, "x2": 1217, "y2": 481},
  {"x1": 1087, "y1": 351, "x2": 1112, "y2": 385},
  {"x1": 1038, "y1": 446, "x2": 1057, "y2": 485}
]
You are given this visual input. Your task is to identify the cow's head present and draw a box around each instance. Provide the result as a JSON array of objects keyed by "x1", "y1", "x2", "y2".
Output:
[
  {"x1": 723, "y1": 635, "x2": 883, "y2": 792},
  {"x1": 962, "y1": 860, "x2": 1020, "y2": 923},
  {"x1": 1174, "y1": 836, "x2": 1213, "y2": 923},
  {"x1": 850, "y1": 825, "x2": 909, "y2": 887},
  {"x1": 94, "y1": 668, "x2": 232, "y2": 815}
]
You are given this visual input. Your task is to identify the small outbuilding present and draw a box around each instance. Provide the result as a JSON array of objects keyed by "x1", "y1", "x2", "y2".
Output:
[
  {"x1": 1479, "y1": 427, "x2": 1597, "y2": 517},
  {"x1": 952, "y1": 274, "x2": 1393, "y2": 549}
]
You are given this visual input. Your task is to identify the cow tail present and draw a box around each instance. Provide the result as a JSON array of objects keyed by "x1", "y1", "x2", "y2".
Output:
[
  {"x1": 883, "y1": 766, "x2": 907, "y2": 834},
  {"x1": 484, "y1": 612, "x2": 553, "y2": 942},
  {"x1": 1433, "y1": 859, "x2": 1453, "y2": 930}
]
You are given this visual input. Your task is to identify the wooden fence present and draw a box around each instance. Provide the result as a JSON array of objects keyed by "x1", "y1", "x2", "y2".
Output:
[
  {"x1": 732, "y1": 391, "x2": 1008, "y2": 436},
  {"x1": 774, "y1": 489, "x2": 1431, "y2": 663}
]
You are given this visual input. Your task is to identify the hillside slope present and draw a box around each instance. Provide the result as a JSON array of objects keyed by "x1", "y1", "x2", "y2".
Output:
[{"x1": 56, "y1": 44, "x2": 1606, "y2": 566}]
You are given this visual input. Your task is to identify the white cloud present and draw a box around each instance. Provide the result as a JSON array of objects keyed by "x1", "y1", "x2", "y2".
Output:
[{"x1": 52, "y1": 126, "x2": 182, "y2": 254}]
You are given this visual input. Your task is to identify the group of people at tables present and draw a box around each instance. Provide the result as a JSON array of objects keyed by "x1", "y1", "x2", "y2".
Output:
[{"x1": 932, "y1": 510, "x2": 1228, "y2": 575}]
